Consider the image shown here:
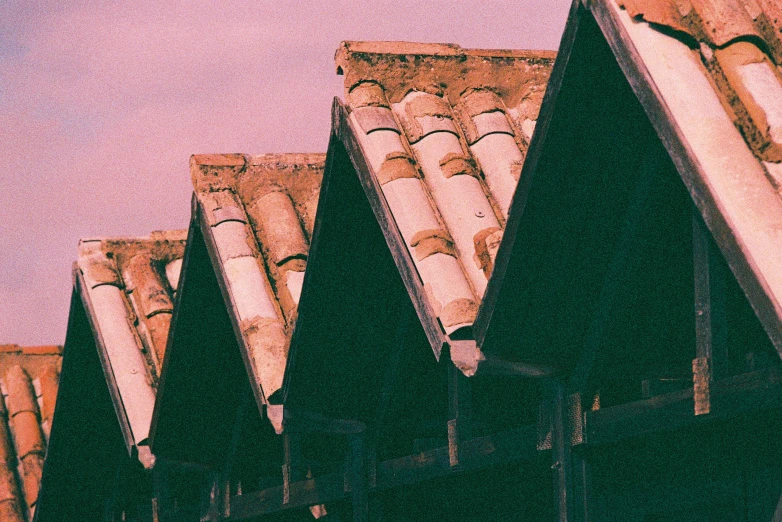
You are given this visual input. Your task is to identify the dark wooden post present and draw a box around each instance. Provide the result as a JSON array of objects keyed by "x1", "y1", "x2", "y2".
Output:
[
  {"x1": 348, "y1": 433, "x2": 368, "y2": 522},
  {"x1": 200, "y1": 471, "x2": 220, "y2": 522},
  {"x1": 692, "y1": 211, "x2": 728, "y2": 415},
  {"x1": 551, "y1": 383, "x2": 590, "y2": 522},
  {"x1": 282, "y1": 431, "x2": 303, "y2": 506},
  {"x1": 447, "y1": 360, "x2": 472, "y2": 468}
]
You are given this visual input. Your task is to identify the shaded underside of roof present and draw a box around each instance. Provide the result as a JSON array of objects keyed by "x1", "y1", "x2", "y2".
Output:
[
  {"x1": 0, "y1": 345, "x2": 61, "y2": 522},
  {"x1": 76, "y1": 231, "x2": 186, "y2": 449},
  {"x1": 334, "y1": 41, "x2": 555, "y2": 341},
  {"x1": 190, "y1": 153, "x2": 324, "y2": 405}
]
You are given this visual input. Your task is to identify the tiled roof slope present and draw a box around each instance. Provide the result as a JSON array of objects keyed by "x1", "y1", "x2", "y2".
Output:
[
  {"x1": 191, "y1": 153, "x2": 324, "y2": 404},
  {"x1": 335, "y1": 41, "x2": 555, "y2": 334},
  {"x1": 618, "y1": 0, "x2": 782, "y2": 182},
  {"x1": 0, "y1": 344, "x2": 61, "y2": 522},
  {"x1": 76, "y1": 232, "x2": 185, "y2": 448}
]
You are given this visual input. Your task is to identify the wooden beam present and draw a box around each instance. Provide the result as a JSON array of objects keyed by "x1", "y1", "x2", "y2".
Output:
[
  {"x1": 585, "y1": 367, "x2": 782, "y2": 446},
  {"x1": 552, "y1": 384, "x2": 574, "y2": 522},
  {"x1": 219, "y1": 368, "x2": 781, "y2": 520},
  {"x1": 347, "y1": 434, "x2": 368, "y2": 522},
  {"x1": 282, "y1": 432, "x2": 304, "y2": 506},
  {"x1": 551, "y1": 384, "x2": 590, "y2": 522},
  {"x1": 226, "y1": 425, "x2": 538, "y2": 520}
]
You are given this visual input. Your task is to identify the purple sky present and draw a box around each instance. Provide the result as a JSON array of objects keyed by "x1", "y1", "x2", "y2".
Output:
[{"x1": 0, "y1": 1, "x2": 571, "y2": 345}]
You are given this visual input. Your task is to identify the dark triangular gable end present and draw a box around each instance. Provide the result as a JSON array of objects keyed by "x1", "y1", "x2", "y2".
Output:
[
  {"x1": 476, "y1": 0, "x2": 781, "y2": 404},
  {"x1": 35, "y1": 283, "x2": 132, "y2": 521},
  {"x1": 283, "y1": 99, "x2": 448, "y2": 443},
  {"x1": 150, "y1": 196, "x2": 274, "y2": 474}
]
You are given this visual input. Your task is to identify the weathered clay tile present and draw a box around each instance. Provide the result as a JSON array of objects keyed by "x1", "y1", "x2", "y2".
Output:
[
  {"x1": 190, "y1": 153, "x2": 324, "y2": 401},
  {"x1": 0, "y1": 392, "x2": 25, "y2": 522},
  {"x1": 37, "y1": 366, "x2": 58, "y2": 441},
  {"x1": 615, "y1": 0, "x2": 782, "y2": 195},
  {"x1": 336, "y1": 41, "x2": 554, "y2": 334}
]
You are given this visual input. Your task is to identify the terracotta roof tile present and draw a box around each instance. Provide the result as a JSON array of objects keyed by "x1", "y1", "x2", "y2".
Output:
[
  {"x1": 335, "y1": 41, "x2": 554, "y2": 334},
  {"x1": 191, "y1": 153, "x2": 324, "y2": 405},
  {"x1": 617, "y1": 0, "x2": 782, "y2": 168},
  {"x1": 0, "y1": 346, "x2": 61, "y2": 521},
  {"x1": 76, "y1": 231, "x2": 185, "y2": 448}
]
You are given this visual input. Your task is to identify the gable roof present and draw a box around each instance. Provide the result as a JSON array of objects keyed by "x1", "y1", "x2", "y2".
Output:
[
  {"x1": 335, "y1": 41, "x2": 554, "y2": 346},
  {"x1": 75, "y1": 232, "x2": 185, "y2": 452},
  {"x1": 150, "y1": 153, "x2": 324, "y2": 465},
  {"x1": 0, "y1": 345, "x2": 61, "y2": 522},
  {"x1": 479, "y1": 0, "x2": 782, "y2": 366},
  {"x1": 608, "y1": 0, "x2": 782, "y2": 354}
]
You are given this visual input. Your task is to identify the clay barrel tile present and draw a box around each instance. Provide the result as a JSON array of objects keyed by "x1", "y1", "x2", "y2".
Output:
[
  {"x1": 125, "y1": 253, "x2": 175, "y2": 364},
  {"x1": 5, "y1": 367, "x2": 44, "y2": 458},
  {"x1": 0, "y1": 392, "x2": 23, "y2": 522},
  {"x1": 251, "y1": 191, "x2": 309, "y2": 267},
  {"x1": 691, "y1": 0, "x2": 761, "y2": 47},
  {"x1": 749, "y1": 0, "x2": 782, "y2": 63},
  {"x1": 124, "y1": 254, "x2": 174, "y2": 319},
  {"x1": 78, "y1": 241, "x2": 122, "y2": 289},
  {"x1": 4, "y1": 366, "x2": 44, "y2": 510}
]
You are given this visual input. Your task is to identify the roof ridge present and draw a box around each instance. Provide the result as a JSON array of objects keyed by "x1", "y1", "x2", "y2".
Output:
[
  {"x1": 336, "y1": 40, "x2": 556, "y2": 61},
  {"x1": 335, "y1": 40, "x2": 556, "y2": 106}
]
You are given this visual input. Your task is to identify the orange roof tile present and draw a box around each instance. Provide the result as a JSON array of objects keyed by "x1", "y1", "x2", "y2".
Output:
[
  {"x1": 618, "y1": 0, "x2": 782, "y2": 166},
  {"x1": 0, "y1": 346, "x2": 61, "y2": 521}
]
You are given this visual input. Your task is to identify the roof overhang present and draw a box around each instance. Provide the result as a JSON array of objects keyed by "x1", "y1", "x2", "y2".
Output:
[{"x1": 75, "y1": 265, "x2": 154, "y2": 458}]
